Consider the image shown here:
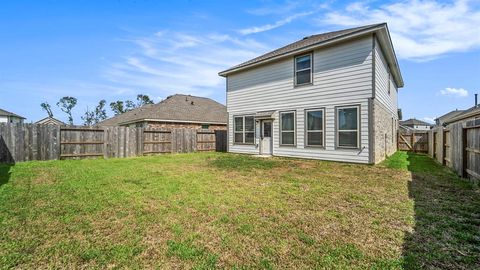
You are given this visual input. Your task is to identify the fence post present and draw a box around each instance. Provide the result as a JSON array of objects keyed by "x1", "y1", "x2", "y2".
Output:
[{"x1": 462, "y1": 127, "x2": 467, "y2": 178}]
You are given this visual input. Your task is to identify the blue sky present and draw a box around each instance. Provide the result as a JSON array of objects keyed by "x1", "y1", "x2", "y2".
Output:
[{"x1": 1, "y1": 0, "x2": 479, "y2": 124}]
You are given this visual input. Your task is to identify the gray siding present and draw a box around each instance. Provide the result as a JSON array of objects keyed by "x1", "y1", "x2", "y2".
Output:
[
  {"x1": 374, "y1": 39, "x2": 398, "y2": 115},
  {"x1": 373, "y1": 38, "x2": 399, "y2": 160},
  {"x1": 227, "y1": 36, "x2": 373, "y2": 163}
]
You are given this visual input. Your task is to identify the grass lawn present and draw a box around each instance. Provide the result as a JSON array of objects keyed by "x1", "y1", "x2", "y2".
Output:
[{"x1": 0, "y1": 152, "x2": 478, "y2": 269}]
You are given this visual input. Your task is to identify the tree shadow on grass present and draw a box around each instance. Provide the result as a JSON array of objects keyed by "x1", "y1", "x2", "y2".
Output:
[
  {"x1": 0, "y1": 135, "x2": 14, "y2": 187},
  {"x1": 402, "y1": 152, "x2": 480, "y2": 269}
]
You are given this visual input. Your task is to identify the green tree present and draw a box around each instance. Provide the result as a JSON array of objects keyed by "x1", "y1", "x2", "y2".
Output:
[
  {"x1": 136, "y1": 94, "x2": 154, "y2": 107},
  {"x1": 94, "y1": 100, "x2": 107, "y2": 123},
  {"x1": 110, "y1": 101, "x2": 125, "y2": 115},
  {"x1": 57, "y1": 96, "x2": 77, "y2": 125},
  {"x1": 109, "y1": 94, "x2": 154, "y2": 115},
  {"x1": 81, "y1": 108, "x2": 95, "y2": 126},
  {"x1": 125, "y1": 100, "x2": 136, "y2": 112},
  {"x1": 40, "y1": 102, "x2": 53, "y2": 118}
]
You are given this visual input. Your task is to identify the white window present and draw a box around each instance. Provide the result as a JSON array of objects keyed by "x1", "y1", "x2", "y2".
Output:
[
  {"x1": 337, "y1": 106, "x2": 360, "y2": 148},
  {"x1": 295, "y1": 54, "x2": 312, "y2": 86},
  {"x1": 234, "y1": 116, "x2": 254, "y2": 144},
  {"x1": 305, "y1": 109, "x2": 324, "y2": 147},
  {"x1": 280, "y1": 111, "x2": 295, "y2": 146}
]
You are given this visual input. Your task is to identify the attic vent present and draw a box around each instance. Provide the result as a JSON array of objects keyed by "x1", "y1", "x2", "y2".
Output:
[{"x1": 302, "y1": 36, "x2": 310, "y2": 40}]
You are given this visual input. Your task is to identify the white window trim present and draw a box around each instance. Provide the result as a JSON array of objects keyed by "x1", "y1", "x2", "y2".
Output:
[
  {"x1": 279, "y1": 111, "x2": 296, "y2": 146},
  {"x1": 336, "y1": 105, "x2": 360, "y2": 149},
  {"x1": 294, "y1": 53, "x2": 313, "y2": 86},
  {"x1": 233, "y1": 115, "x2": 254, "y2": 145},
  {"x1": 305, "y1": 108, "x2": 325, "y2": 147}
]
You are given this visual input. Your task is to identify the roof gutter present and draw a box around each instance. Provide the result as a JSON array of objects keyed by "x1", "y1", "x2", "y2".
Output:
[
  {"x1": 118, "y1": 118, "x2": 227, "y2": 126},
  {"x1": 219, "y1": 24, "x2": 404, "y2": 88}
]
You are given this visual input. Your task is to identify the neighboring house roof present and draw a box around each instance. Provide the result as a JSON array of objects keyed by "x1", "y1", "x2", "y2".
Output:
[
  {"x1": 444, "y1": 105, "x2": 480, "y2": 125},
  {"x1": 400, "y1": 118, "x2": 432, "y2": 126},
  {"x1": 219, "y1": 23, "x2": 404, "y2": 87},
  {"x1": 0, "y1": 108, "x2": 25, "y2": 119},
  {"x1": 35, "y1": 117, "x2": 66, "y2": 125},
  {"x1": 98, "y1": 94, "x2": 227, "y2": 126},
  {"x1": 435, "y1": 109, "x2": 464, "y2": 124}
]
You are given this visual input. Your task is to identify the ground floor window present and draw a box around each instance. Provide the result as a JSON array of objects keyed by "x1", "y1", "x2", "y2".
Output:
[
  {"x1": 280, "y1": 111, "x2": 295, "y2": 146},
  {"x1": 305, "y1": 109, "x2": 324, "y2": 147},
  {"x1": 336, "y1": 105, "x2": 360, "y2": 148},
  {"x1": 234, "y1": 115, "x2": 254, "y2": 144}
]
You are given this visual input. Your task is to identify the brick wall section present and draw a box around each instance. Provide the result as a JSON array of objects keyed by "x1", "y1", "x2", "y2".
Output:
[
  {"x1": 146, "y1": 121, "x2": 226, "y2": 131},
  {"x1": 373, "y1": 100, "x2": 398, "y2": 163}
]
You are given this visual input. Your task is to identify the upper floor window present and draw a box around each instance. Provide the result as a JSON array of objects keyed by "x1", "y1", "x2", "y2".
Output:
[
  {"x1": 280, "y1": 111, "x2": 296, "y2": 146},
  {"x1": 295, "y1": 54, "x2": 312, "y2": 86},
  {"x1": 234, "y1": 116, "x2": 254, "y2": 144},
  {"x1": 305, "y1": 109, "x2": 324, "y2": 147},
  {"x1": 336, "y1": 106, "x2": 360, "y2": 149}
]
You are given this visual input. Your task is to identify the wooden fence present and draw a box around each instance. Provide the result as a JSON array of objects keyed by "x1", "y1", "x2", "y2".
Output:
[
  {"x1": 428, "y1": 120, "x2": 480, "y2": 183},
  {"x1": 0, "y1": 123, "x2": 226, "y2": 163},
  {"x1": 397, "y1": 131, "x2": 428, "y2": 153}
]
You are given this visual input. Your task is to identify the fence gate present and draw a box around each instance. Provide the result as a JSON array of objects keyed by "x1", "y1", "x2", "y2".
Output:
[
  {"x1": 463, "y1": 124, "x2": 480, "y2": 181},
  {"x1": 397, "y1": 131, "x2": 428, "y2": 153},
  {"x1": 214, "y1": 130, "x2": 227, "y2": 152}
]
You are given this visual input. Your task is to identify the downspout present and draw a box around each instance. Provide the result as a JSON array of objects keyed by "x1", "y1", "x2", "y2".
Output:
[
  {"x1": 368, "y1": 33, "x2": 376, "y2": 164},
  {"x1": 226, "y1": 76, "x2": 229, "y2": 153}
]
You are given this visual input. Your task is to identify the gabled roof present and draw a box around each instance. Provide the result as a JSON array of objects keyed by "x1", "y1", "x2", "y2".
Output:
[
  {"x1": 444, "y1": 105, "x2": 480, "y2": 124},
  {"x1": 435, "y1": 109, "x2": 465, "y2": 123},
  {"x1": 98, "y1": 94, "x2": 227, "y2": 126},
  {"x1": 219, "y1": 23, "x2": 404, "y2": 87},
  {"x1": 35, "y1": 117, "x2": 66, "y2": 125},
  {"x1": 400, "y1": 118, "x2": 432, "y2": 126},
  {"x1": 0, "y1": 108, "x2": 25, "y2": 119}
]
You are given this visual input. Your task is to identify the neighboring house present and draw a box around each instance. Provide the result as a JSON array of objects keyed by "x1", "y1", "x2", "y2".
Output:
[
  {"x1": 0, "y1": 108, "x2": 25, "y2": 123},
  {"x1": 400, "y1": 119, "x2": 432, "y2": 131},
  {"x1": 443, "y1": 105, "x2": 480, "y2": 127},
  {"x1": 98, "y1": 94, "x2": 227, "y2": 130},
  {"x1": 35, "y1": 117, "x2": 66, "y2": 125},
  {"x1": 219, "y1": 23, "x2": 403, "y2": 164},
  {"x1": 435, "y1": 109, "x2": 464, "y2": 127}
]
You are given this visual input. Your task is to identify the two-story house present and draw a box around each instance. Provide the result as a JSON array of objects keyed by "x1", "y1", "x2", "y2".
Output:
[
  {"x1": 219, "y1": 23, "x2": 403, "y2": 164},
  {"x1": 0, "y1": 108, "x2": 25, "y2": 124}
]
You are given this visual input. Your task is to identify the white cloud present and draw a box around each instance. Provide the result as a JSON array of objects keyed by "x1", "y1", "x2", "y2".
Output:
[
  {"x1": 439, "y1": 87, "x2": 469, "y2": 97},
  {"x1": 103, "y1": 31, "x2": 270, "y2": 99},
  {"x1": 239, "y1": 11, "x2": 314, "y2": 35},
  {"x1": 423, "y1": 117, "x2": 435, "y2": 123},
  {"x1": 319, "y1": 0, "x2": 480, "y2": 60}
]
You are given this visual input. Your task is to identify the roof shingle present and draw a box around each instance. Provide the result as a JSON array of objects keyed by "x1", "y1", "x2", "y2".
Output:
[
  {"x1": 98, "y1": 94, "x2": 227, "y2": 126},
  {"x1": 219, "y1": 23, "x2": 385, "y2": 76}
]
